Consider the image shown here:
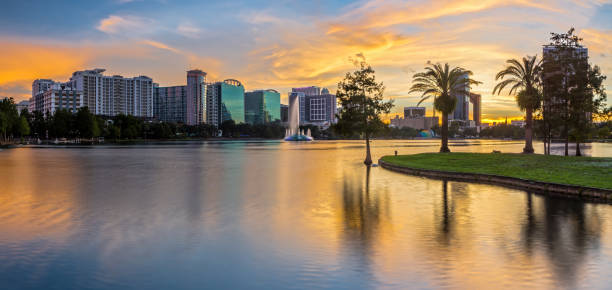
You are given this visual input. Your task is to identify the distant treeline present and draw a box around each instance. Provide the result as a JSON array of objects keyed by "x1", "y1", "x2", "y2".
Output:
[
  {"x1": 2, "y1": 97, "x2": 609, "y2": 143},
  {"x1": 0, "y1": 98, "x2": 319, "y2": 141}
]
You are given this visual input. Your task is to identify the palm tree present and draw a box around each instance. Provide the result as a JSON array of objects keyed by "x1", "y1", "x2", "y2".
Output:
[
  {"x1": 409, "y1": 63, "x2": 480, "y2": 152},
  {"x1": 492, "y1": 56, "x2": 542, "y2": 154}
]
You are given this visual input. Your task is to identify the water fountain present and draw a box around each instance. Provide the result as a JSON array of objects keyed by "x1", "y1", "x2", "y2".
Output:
[{"x1": 284, "y1": 92, "x2": 314, "y2": 141}]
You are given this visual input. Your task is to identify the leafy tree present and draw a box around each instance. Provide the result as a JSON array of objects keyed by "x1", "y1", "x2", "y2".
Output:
[
  {"x1": 30, "y1": 111, "x2": 47, "y2": 139},
  {"x1": 598, "y1": 105, "x2": 612, "y2": 123},
  {"x1": 75, "y1": 107, "x2": 99, "y2": 138},
  {"x1": 492, "y1": 56, "x2": 542, "y2": 153},
  {"x1": 542, "y1": 28, "x2": 608, "y2": 156},
  {"x1": 409, "y1": 63, "x2": 480, "y2": 152},
  {"x1": 542, "y1": 28, "x2": 584, "y2": 155},
  {"x1": 336, "y1": 60, "x2": 394, "y2": 166},
  {"x1": 0, "y1": 98, "x2": 19, "y2": 142},
  {"x1": 114, "y1": 114, "x2": 142, "y2": 139},
  {"x1": 568, "y1": 64, "x2": 606, "y2": 156},
  {"x1": 50, "y1": 109, "x2": 73, "y2": 138},
  {"x1": 220, "y1": 120, "x2": 236, "y2": 137},
  {"x1": 18, "y1": 115, "x2": 30, "y2": 138}
]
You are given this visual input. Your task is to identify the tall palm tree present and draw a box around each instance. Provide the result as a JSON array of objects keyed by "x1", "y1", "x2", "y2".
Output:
[
  {"x1": 492, "y1": 56, "x2": 542, "y2": 154},
  {"x1": 409, "y1": 63, "x2": 480, "y2": 152}
]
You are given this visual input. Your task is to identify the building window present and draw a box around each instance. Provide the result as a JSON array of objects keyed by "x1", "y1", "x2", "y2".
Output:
[{"x1": 310, "y1": 98, "x2": 326, "y2": 121}]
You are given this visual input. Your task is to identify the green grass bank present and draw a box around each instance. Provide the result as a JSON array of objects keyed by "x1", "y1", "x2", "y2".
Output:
[{"x1": 381, "y1": 153, "x2": 612, "y2": 190}]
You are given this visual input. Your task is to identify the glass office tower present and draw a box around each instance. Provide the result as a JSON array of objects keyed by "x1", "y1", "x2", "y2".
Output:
[
  {"x1": 245, "y1": 89, "x2": 281, "y2": 124},
  {"x1": 206, "y1": 79, "x2": 245, "y2": 126}
]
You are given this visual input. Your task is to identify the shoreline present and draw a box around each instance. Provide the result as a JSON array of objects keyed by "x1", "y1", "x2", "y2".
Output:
[{"x1": 378, "y1": 156, "x2": 612, "y2": 201}]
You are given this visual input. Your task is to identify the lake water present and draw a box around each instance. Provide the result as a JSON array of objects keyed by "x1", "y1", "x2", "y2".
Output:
[{"x1": 1, "y1": 140, "x2": 612, "y2": 289}]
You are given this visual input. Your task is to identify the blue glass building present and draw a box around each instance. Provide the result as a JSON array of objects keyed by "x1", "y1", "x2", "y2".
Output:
[
  {"x1": 206, "y1": 79, "x2": 245, "y2": 126},
  {"x1": 245, "y1": 90, "x2": 281, "y2": 124}
]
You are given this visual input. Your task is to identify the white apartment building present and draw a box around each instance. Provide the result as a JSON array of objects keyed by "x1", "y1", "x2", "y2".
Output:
[{"x1": 67, "y1": 69, "x2": 154, "y2": 117}]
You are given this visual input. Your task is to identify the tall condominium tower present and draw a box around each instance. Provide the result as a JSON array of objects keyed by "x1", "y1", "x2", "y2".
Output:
[
  {"x1": 186, "y1": 70, "x2": 207, "y2": 125},
  {"x1": 206, "y1": 79, "x2": 245, "y2": 127},
  {"x1": 67, "y1": 69, "x2": 154, "y2": 117},
  {"x1": 153, "y1": 69, "x2": 208, "y2": 124},
  {"x1": 154, "y1": 85, "x2": 187, "y2": 123}
]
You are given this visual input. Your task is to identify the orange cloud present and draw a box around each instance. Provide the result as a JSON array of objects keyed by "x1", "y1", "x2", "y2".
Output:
[
  {"x1": 329, "y1": 0, "x2": 563, "y2": 33},
  {"x1": 140, "y1": 40, "x2": 182, "y2": 54},
  {"x1": 0, "y1": 39, "x2": 225, "y2": 100}
]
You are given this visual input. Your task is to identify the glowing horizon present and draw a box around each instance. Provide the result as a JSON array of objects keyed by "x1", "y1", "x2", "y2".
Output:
[{"x1": 0, "y1": 0, "x2": 610, "y2": 122}]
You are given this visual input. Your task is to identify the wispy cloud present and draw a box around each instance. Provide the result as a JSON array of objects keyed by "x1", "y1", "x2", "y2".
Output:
[
  {"x1": 97, "y1": 15, "x2": 153, "y2": 34},
  {"x1": 140, "y1": 40, "x2": 182, "y2": 54},
  {"x1": 176, "y1": 24, "x2": 202, "y2": 39},
  {"x1": 245, "y1": 11, "x2": 285, "y2": 25}
]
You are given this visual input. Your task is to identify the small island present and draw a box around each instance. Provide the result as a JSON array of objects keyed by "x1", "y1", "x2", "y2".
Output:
[{"x1": 380, "y1": 153, "x2": 612, "y2": 199}]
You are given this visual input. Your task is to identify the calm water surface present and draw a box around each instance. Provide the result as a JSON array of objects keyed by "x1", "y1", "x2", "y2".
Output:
[{"x1": 1, "y1": 140, "x2": 612, "y2": 289}]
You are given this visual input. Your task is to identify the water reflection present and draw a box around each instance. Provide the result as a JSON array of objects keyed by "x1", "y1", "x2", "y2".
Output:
[
  {"x1": 438, "y1": 181, "x2": 453, "y2": 245},
  {"x1": 339, "y1": 166, "x2": 394, "y2": 288},
  {"x1": 0, "y1": 140, "x2": 611, "y2": 289},
  {"x1": 521, "y1": 193, "x2": 603, "y2": 288}
]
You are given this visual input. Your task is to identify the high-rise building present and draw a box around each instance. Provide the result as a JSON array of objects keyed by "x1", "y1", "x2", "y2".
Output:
[
  {"x1": 154, "y1": 85, "x2": 187, "y2": 123},
  {"x1": 186, "y1": 70, "x2": 207, "y2": 125},
  {"x1": 29, "y1": 82, "x2": 83, "y2": 116},
  {"x1": 154, "y1": 69, "x2": 207, "y2": 124},
  {"x1": 30, "y1": 79, "x2": 55, "y2": 112},
  {"x1": 32, "y1": 79, "x2": 55, "y2": 99},
  {"x1": 303, "y1": 94, "x2": 336, "y2": 126},
  {"x1": 244, "y1": 90, "x2": 281, "y2": 124},
  {"x1": 67, "y1": 69, "x2": 154, "y2": 117},
  {"x1": 292, "y1": 86, "x2": 321, "y2": 124},
  {"x1": 206, "y1": 79, "x2": 245, "y2": 126},
  {"x1": 290, "y1": 86, "x2": 336, "y2": 126},
  {"x1": 280, "y1": 104, "x2": 289, "y2": 123},
  {"x1": 469, "y1": 93, "x2": 481, "y2": 126},
  {"x1": 292, "y1": 86, "x2": 321, "y2": 96},
  {"x1": 451, "y1": 72, "x2": 470, "y2": 121}
]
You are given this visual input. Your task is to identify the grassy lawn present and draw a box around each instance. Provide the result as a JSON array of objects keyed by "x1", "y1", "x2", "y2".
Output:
[{"x1": 381, "y1": 153, "x2": 612, "y2": 190}]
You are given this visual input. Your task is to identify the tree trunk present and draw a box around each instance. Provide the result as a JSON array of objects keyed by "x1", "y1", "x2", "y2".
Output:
[
  {"x1": 523, "y1": 107, "x2": 534, "y2": 154},
  {"x1": 364, "y1": 133, "x2": 372, "y2": 166},
  {"x1": 575, "y1": 141, "x2": 581, "y2": 156},
  {"x1": 440, "y1": 113, "x2": 450, "y2": 153}
]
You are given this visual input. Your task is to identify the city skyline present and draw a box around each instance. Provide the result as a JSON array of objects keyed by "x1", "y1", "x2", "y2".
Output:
[{"x1": 0, "y1": 0, "x2": 611, "y2": 123}]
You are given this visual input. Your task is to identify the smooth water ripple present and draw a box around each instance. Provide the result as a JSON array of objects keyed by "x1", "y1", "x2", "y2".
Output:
[{"x1": 0, "y1": 140, "x2": 611, "y2": 289}]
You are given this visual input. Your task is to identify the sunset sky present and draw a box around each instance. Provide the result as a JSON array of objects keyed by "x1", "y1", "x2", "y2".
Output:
[{"x1": 0, "y1": 0, "x2": 610, "y2": 123}]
